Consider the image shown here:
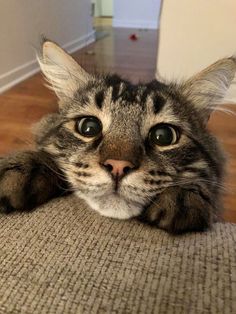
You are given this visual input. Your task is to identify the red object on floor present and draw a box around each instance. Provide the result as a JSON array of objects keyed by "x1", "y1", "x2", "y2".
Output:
[{"x1": 129, "y1": 33, "x2": 138, "y2": 41}]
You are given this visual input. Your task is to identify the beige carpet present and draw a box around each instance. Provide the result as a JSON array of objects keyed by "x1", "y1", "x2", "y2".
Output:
[{"x1": 0, "y1": 195, "x2": 235, "y2": 314}]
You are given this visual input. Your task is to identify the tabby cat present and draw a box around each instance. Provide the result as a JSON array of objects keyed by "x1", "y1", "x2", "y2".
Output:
[{"x1": 0, "y1": 41, "x2": 235, "y2": 233}]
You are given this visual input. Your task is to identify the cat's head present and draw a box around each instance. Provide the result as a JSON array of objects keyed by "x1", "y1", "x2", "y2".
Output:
[{"x1": 36, "y1": 41, "x2": 236, "y2": 219}]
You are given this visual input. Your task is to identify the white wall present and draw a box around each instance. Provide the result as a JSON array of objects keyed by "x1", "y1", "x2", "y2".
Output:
[
  {"x1": 0, "y1": 0, "x2": 94, "y2": 93},
  {"x1": 157, "y1": 0, "x2": 236, "y2": 102},
  {"x1": 157, "y1": 0, "x2": 236, "y2": 78},
  {"x1": 113, "y1": 0, "x2": 161, "y2": 29}
]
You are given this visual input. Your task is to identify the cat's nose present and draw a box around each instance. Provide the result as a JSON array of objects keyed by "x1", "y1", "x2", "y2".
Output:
[{"x1": 103, "y1": 159, "x2": 135, "y2": 178}]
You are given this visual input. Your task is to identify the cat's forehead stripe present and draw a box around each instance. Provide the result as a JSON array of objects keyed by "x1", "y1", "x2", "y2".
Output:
[
  {"x1": 104, "y1": 74, "x2": 124, "y2": 101},
  {"x1": 152, "y1": 94, "x2": 166, "y2": 114},
  {"x1": 95, "y1": 90, "x2": 105, "y2": 109}
]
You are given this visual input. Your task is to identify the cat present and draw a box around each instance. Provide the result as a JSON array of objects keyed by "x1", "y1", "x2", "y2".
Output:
[{"x1": 0, "y1": 40, "x2": 235, "y2": 234}]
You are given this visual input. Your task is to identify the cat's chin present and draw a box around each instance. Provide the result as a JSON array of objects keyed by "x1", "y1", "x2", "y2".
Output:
[{"x1": 75, "y1": 192, "x2": 143, "y2": 220}]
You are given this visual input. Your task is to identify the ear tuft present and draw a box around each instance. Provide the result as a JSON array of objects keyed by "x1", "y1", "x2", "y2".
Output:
[
  {"x1": 37, "y1": 40, "x2": 90, "y2": 101},
  {"x1": 182, "y1": 57, "x2": 236, "y2": 122}
]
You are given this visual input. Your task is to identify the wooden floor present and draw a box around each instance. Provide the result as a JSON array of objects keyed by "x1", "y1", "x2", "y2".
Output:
[{"x1": 0, "y1": 26, "x2": 236, "y2": 222}]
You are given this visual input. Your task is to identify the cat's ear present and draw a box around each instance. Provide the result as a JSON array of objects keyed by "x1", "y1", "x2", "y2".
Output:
[
  {"x1": 37, "y1": 40, "x2": 90, "y2": 100},
  {"x1": 182, "y1": 57, "x2": 236, "y2": 122}
]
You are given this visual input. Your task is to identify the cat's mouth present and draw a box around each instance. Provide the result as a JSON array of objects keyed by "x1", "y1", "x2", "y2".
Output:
[
  {"x1": 74, "y1": 173, "x2": 146, "y2": 219},
  {"x1": 77, "y1": 189, "x2": 144, "y2": 220}
]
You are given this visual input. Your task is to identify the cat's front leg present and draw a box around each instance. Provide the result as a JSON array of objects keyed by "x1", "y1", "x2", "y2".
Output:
[
  {"x1": 140, "y1": 186, "x2": 217, "y2": 234},
  {"x1": 0, "y1": 151, "x2": 69, "y2": 213}
]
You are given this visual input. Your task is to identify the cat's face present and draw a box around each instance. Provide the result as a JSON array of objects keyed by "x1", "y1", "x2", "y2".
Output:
[
  {"x1": 36, "y1": 41, "x2": 235, "y2": 219},
  {"x1": 42, "y1": 78, "x2": 211, "y2": 219}
]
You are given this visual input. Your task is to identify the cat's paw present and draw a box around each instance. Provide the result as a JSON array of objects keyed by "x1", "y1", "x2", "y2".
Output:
[
  {"x1": 0, "y1": 166, "x2": 29, "y2": 213},
  {"x1": 0, "y1": 151, "x2": 67, "y2": 214},
  {"x1": 140, "y1": 187, "x2": 214, "y2": 234}
]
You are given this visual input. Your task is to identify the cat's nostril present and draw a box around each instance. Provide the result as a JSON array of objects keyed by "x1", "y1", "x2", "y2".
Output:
[
  {"x1": 123, "y1": 166, "x2": 132, "y2": 175},
  {"x1": 104, "y1": 163, "x2": 113, "y2": 173}
]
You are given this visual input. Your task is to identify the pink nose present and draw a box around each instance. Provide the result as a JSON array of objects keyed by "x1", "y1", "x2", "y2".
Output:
[{"x1": 103, "y1": 159, "x2": 135, "y2": 177}]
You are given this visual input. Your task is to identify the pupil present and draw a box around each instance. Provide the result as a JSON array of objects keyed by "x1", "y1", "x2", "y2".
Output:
[
  {"x1": 83, "y1": 122, "x2": 96, "y2": 134},
  {"x1": 155, "y1": 127, "x2": 173, "y2": 145},
  {"x1": 79, "y1": 117, "x2": 101, "y2": 137}
]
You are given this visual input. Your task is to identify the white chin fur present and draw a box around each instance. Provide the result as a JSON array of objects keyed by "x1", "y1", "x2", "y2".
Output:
[{"x1": 75, "y1": 192, "x2": 142, "y2": 220}]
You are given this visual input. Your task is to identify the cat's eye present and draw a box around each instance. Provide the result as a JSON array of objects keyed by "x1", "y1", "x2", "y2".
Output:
[
  {"x1": 149, "y1": 124, "x2": 179, "y2": 146},
  {"x1": 76, "y1": 116, "x2": 102, "y2": 137}
]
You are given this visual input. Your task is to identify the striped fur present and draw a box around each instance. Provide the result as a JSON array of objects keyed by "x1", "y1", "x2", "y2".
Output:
[{"x1": 0, "y1": 41, "x2": 235, "y2": 234}]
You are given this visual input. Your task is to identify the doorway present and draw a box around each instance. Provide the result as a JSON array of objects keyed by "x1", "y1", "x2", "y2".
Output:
[{"x1": 91, "y1": 0, "x2": 113, "y2": 29}]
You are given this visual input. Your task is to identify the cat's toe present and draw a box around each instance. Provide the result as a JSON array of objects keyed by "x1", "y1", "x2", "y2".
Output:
[
  {"x1": 139, "y1": 204, "x2": 166, "y2": 226},
  {"x1": 0, "y1": 196, "x2": 17, "y2": 214}
]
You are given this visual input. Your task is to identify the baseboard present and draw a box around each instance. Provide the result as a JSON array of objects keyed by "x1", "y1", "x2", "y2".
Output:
[
  {"x1": 0, "y1": 61, "x2": 39, "y2": 94},
  {"x1": 63, "y1": 31, "x2": 95, "y2": 54},
  {"x1": 113, "y1": 19, "x2": 158, "y2": 29},
  {"x1": 0, "y1": 31, "x2": 95, "y2": 94}
]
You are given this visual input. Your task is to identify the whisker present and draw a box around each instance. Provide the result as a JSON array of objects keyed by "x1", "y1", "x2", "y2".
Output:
[
  {"x1": 38, "y1": 158, "x2": 69, "y2": 183},
  {"x1": 74, "y1": 177, "x2": 108, "y2": 188},
  {"x1": 210, "y1": 104, "x2": 236, "y2": 116},
  {"x1": 165, "y1": 178, "x2": 229, "y2": 193}
]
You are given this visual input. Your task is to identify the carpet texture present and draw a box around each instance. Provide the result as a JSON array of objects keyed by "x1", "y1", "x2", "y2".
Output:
[{"x1": 0, "y1": 195, "x2": 235, "y2": 314}]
